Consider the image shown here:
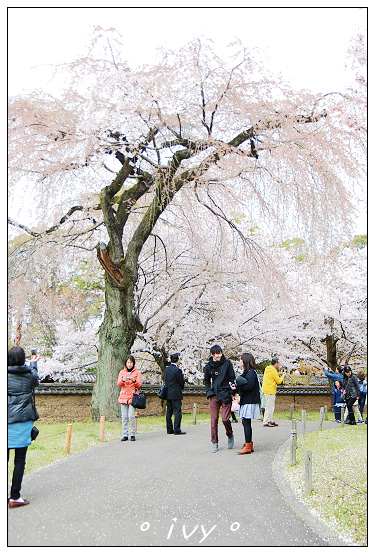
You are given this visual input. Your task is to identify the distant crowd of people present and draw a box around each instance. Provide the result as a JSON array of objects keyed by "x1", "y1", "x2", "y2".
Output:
[
  {"x1": 8, "y1": 344, "x2": 367, "y2": 509},
  {"x1": 324, "y1": 365, "x2": 367, "y2": 425}
]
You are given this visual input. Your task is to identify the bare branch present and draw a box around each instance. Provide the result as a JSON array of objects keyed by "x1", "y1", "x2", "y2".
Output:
[{"x1": 8, "y1": 218, "x2": 40, "y2": 237}]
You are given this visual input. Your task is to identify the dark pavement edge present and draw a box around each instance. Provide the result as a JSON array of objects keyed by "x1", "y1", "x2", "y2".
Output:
[{"x1": 272, "y1": 437, "x2": 347, "y2": 547}]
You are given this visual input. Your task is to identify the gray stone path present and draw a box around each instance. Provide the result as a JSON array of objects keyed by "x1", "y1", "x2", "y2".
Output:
[{"x1": 8, "y1": 419, "x2": 345, "y2": 546}]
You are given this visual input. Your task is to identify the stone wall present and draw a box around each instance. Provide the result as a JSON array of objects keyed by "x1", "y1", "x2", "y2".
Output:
[
  {"x1": 275, "y1": 393, "x2": 332, "y2": 412},
  {"x1": 35, "y1": 390, "x2": 344, "y2": 423},
  {"x1": 36, "y1": 394, "x2": 93, "y2": 423},
  {"x1": 35, "y1": 393, "x2": 212, "y2": 422}
]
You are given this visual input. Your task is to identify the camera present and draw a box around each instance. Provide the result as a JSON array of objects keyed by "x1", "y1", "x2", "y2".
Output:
[{"x1": 31, "y1": 348, "x2": 37, "y2": 356}]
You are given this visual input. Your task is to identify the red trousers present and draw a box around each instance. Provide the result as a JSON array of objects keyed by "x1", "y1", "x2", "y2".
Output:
[{"x1": 209, "y1": 395, "x2": 233, "y2": 443}]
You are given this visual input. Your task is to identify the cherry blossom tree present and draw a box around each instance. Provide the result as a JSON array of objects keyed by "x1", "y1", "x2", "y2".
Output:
[
  {"x1": 8, "y1": 30, "x2": 366, "y2": 418},
  {"x1": 227, "y1": 238, "x2": 367, "y2": 372},
  {"x1": 8, "y1": 233, "x2": 104, "y2": 354},
  {"x1": 130, "y1": 227, "x2": 367, "y2": 380},
  {"x1": 36, "y1": 320, "x2": 99, "y2": 381},
  {"x1": 291, "y1": 241, "x2": 367, "y2": 371}
]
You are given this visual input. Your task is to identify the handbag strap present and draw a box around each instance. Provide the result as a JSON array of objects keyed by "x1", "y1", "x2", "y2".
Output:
[{"x1": 32, "y1": 390, "x2": 37, "y2": 419}]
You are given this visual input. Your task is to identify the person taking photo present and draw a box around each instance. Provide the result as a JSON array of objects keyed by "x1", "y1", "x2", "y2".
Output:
[
  {"x1": 261, "y1": 357, "x2": 285, "y2": 427},
  {"x1": 8, "y1": 346, "x2": 39, "y2": 508}
]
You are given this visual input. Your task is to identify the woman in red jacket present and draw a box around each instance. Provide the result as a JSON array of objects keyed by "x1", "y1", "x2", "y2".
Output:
[{"x1": 117, "y1": 356, "x2": 142, "y2": 441}]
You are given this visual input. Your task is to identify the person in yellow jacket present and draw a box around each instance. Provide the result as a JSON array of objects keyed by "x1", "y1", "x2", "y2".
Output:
[{"x1": 261, "y1": 358, "x2": 285, "y2": 427}]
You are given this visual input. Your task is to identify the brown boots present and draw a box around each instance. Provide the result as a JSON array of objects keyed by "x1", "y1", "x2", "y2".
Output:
[{"x1": 237, "y1": 442, "x2": 254, "y2": 454}]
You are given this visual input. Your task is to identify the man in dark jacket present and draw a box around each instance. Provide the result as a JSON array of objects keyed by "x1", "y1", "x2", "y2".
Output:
[
  {"x1": 204, "y1": 345, "x2": 236, "y2": 452},
  {"x1": 164, "y1": 353, "x2": 186, "y2": 435}
]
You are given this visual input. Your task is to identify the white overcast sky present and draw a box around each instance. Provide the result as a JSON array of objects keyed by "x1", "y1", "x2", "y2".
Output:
[
  {"x1": 8, "y1": 6, "x2": 366, "y2": 96},
  {"x1": 6, "y1": 5, "x2": 368, "y2": 233}
]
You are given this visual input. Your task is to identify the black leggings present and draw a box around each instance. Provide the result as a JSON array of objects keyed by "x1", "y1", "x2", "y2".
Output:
[
  {"x1": 8, "y1": 447, "x2": 28, "y2": 500},
  {"x1": 346, "y1": 397, "x2": 357, "y2": 423},
  {"x1": 242, "y1": 418, "x2": 253, "y2": 442}
]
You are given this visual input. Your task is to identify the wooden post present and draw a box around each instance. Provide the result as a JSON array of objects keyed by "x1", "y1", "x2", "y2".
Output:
[
  {"x1": 324, "y1": 405, "x2": 328, "y2": 421},
  {"x1": 302, "y1": 410, "x2": 306, "y2": 434},
  {"x1": 290, "y1": 427, "x2": 297, "y2": 466},
  {"x1": 292, "y1": 418, "x2": 297, "y2": 434},
  {"x1": 318, "y1": 407, "x2": 324, "y2": 430},
  {"x1": 305, "y1": 450, "x2": 313, "y2": 494},
  {"x1": 65, "y1": 424, "x2": 72, "y2": 454},
  {"x1": 292, "y1": 418, "x2": 297, "y2": 448},
  {"x1": 99, "y1": 415, "x2": 105, "y2": 442},
  {"x1": 340, "y1": 406, "x2": 345, "y2": 427},
  {"x1": 290, "y1": 404, "x2": 294, "y2": 420},
  {"x1": 193, "y1": 403, "x2": 197, "y2": 425},
  {"x1": 135, "y1": 411, "x2": 138, "y2": 433}
]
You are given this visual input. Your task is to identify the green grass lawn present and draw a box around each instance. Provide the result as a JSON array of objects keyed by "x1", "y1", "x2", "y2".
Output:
[{"x1": 283, "y1": 425, "x2": 367, "y2": 546}]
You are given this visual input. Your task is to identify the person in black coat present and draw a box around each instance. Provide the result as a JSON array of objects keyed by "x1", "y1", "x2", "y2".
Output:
[
  {"x1": 204, "y1": 345, "x2": 236, "y2": 452},
  {"x1": 8, "y1": 346, "x2": 39, "y2": 508},
  {"x1": 164, "y1": 353, "x2": 186, "y2": 435},
  {"x1": 235, "y1": 353, "x2": 261, "y2": 454},
  {"x1": 342, "y1": 366, "x2": 361, "y2": 425}
]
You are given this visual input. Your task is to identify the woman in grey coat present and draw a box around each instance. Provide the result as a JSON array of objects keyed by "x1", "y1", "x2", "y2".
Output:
[{"x1": 8, "y1": 346, "x2": 39, "y2": 508}]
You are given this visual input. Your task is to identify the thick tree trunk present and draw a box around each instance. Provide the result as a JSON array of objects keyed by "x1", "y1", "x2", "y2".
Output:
[
  {"x1": 91, "y1": 273, "x2": 138, "y2": 420},
  {"x1": 325, "y1": 334, "x2": 338, "y2": 371},
  {"x1": 152, "y1": 346, "x2": 169, "y2": 380},
  {"x1": 90, "y1": 143, "x2": 217, "y2": 419},
  {"x1": 323, "y1": 317, "x2": 338, "y2": 371}
]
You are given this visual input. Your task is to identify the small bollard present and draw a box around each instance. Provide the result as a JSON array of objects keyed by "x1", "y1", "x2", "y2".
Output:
[
  {"x1": 324, "y1": 405, "x2": 328, "y2": 421},
  {"x1": 290, "y1": 426, "x2": 297, "y2": 466},
  {"x1": 99, "y1": 415, "x2": 105, "y2": 442},
  {"x1": 340, "y1": 406, "x2": 345, "y2": 427},
  {"x1": 193, "y1": 403, "x2": 197, "y2": 425},
  {"x1": 302, "y1": 410, "x2": 307, "y2": 434},
  {"x1": 318, "y1": 407, "x2": 324, "y2": 430},
  {"x1": 305, "y1": 450, "x2": 313, "y2": 494},
  {"x1": 65, "y1": 423, "x2": 72, "y2": 454}
]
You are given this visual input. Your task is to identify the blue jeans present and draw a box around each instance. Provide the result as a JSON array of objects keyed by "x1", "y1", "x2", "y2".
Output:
[
  {"x1": 120, "y1": 403, "x2": 136, "y2": 437},
  {"x1": 334, "y1": 405, "x2": 345, "y2": 420},
  {"x1": 359, "y1": 393, "x2": 366, "y2": 414}
]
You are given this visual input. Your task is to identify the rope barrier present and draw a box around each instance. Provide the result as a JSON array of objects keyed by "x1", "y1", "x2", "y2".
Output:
[
  {"x1": 320, "y1": 467, "x2": 367, "y2": 496},
  {"x1": 32, "y1": 418, "x2": 122, "y2": 441},
  {"x1": 33, "y1": 420, "x2": 99, "y2": 441},
  {"x1": 288, "y1": 407, "x2": 367, "y2": 498},
  {"x1": 33, "y1": 430, "x2": 69, "y2": 440}
]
